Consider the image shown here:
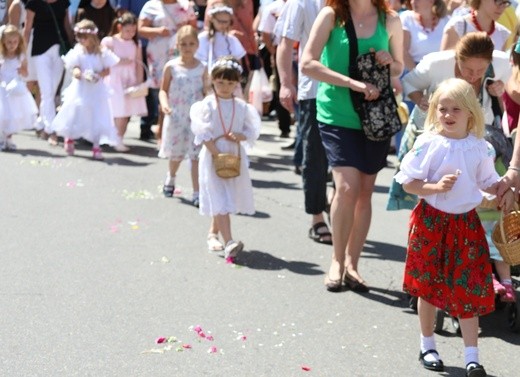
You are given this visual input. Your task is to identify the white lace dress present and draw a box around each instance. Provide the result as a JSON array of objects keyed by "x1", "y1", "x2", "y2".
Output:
[
  {"x1": 0, "y1": 56, "x2": 38, "y2": 135},
  {"x1": 190, "y1": 95, "x2": 261, "y2": 216},
  {"x1": 52, "y1": 45, "x2": 120, "y2": 145}
]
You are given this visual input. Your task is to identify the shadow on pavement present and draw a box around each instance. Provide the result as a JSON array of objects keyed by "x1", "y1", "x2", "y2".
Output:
[
  {"x1": 251, "y1": 178, "x2": 300, "y2": 190},
  {"x1": 363, "y1": 240, "x2": 407, "y2": 263},
  {"x1": 233, "y1": 249, "x2": 324, "y2": 276},
  {"x1": 249, "y1": 154, "x2": 295, "y2": 173},
  {"x1": 14, "y1": 149, "x2": 67, "y2": 158}
]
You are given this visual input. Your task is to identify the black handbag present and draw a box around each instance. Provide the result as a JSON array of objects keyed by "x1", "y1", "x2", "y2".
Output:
[{"x1": 344, "y1": 16, "x2": 401, "y2": 142}]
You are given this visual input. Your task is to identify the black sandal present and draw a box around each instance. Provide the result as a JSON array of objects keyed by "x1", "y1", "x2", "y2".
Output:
[
  {"x1": 163, "y1": 185, "x2": 175, "y2": 198},
  {"x1": 308, "y1": 222, "x2": 333, "y2": 245},
  {"x1": 419, "y1": 350, "x2": 444, "y2": 372}
]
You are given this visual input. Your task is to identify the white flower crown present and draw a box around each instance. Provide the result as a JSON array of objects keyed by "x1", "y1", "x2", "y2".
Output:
[
  {"x1": 207, "y1": 5, "x2": 233, "y2": 16},
  {"x1": 74, "y1": 26, "x2": 99, "y2": 35},
  {"x1": 211, "y1": 59, "x2": 243, "y2": 74}
]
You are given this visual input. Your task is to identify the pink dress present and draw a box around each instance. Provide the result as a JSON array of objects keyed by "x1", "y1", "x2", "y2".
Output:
[{"x1": 101, "y1": 36, "x2": 148, "y2": 118}]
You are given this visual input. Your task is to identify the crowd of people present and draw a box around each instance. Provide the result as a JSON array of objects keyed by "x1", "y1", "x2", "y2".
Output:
[{"x1": 3, "y1": 1, "x2": 520, "y2": 376}]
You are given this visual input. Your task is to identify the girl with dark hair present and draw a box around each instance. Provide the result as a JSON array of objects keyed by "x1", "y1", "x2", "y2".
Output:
[
  {"x1": 101, "y1": 11, "x2": 147, "y2": 151},
  {"x1": 190, "y1": 56, "x2": 260, "y2": 259}
]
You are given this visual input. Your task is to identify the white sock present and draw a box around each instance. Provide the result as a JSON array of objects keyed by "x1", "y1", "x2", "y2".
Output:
[
  {"x1": 192, "y1": 191, "x2": 199, "y2": 199},
  {"x1": 464, "y1": 346, "x2": 479, "y2": 367},
  {"x1": 420, "y1": 334, "x2": 440, "y2": 362},
  {"x1": 501, "y1": 279, "x2": 513, "y2": 285},
  {"x1": 165, "y1": 173, "x2": 175, "y2": 186}
]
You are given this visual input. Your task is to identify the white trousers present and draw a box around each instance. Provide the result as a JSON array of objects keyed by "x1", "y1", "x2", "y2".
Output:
[{"x1": 33, "y1": 44, "x2": 64, "y2": 132}]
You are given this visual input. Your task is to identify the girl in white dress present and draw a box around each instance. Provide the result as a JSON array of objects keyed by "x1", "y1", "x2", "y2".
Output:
[
  {"x1": 190, "y1": 56, "x2": 260, "y2": 259},
  {"x1": 195, "y1": 1, "x2": 245, "y2": 99},
  {"x1": 0, "y1": 24, "x2": 38, "y2": 151},
  {"x1": 396, "y1": 78, "x2": 514, "y2": 376},
  {"x1": 52, "y1": 19, "x2": 120, "y2": 160},
  {"x1": 159, "y1": 25, "x2": 208, "y2": 204}
]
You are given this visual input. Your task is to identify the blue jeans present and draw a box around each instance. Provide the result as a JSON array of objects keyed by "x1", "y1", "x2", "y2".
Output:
[{"x1": 299, "y1": 99, "x2": 328, "y2": 215}]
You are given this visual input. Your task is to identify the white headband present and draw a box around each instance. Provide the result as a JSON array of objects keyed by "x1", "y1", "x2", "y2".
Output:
[
  {"x1": 207, "y1": 5, "x2": 234, "y2": 16},
  {"x1": 211, "y1": 59, "x2": 243, "y2": 74},
  {"x1": 74, "y1": 26, "x2": 99, "y2": 35}
]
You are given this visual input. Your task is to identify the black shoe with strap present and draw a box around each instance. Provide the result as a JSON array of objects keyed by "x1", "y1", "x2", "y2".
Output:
[
  {"x1": 418, "y1": 350, "x2": 444, "y2": 372},
  {"x1": 466, "y1": 362, "x2": 487, "y2": 377}
]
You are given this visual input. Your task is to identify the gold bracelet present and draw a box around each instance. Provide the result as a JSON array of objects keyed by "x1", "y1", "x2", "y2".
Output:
[{"x1": 508, "y1": 167, "x2": 520, "y2": 172}]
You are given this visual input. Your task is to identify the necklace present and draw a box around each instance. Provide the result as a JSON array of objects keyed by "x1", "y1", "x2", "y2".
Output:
[
  {"x1": 216, "y1": 95, "x2": 235, "y2": 135},
  {"x1": 418, "y1": 13, "x2": 438, "y2": 34},
  {"x1": 471, "y1": 10, "x2": 495, "y2": 36}
]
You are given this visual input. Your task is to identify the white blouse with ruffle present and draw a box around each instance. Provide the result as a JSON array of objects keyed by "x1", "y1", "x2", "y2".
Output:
[{"x1": 395, "y1": 132, "x2": 499, "y2": 214}]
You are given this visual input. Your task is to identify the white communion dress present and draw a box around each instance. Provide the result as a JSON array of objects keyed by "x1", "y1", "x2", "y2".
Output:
[{"x1": 190, "y1": 95, "x2": 261, "y2": 216}]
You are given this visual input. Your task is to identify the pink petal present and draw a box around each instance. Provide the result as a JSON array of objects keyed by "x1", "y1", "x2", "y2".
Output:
[
  {"x1": 206, "y1": 335, "x2": 214, "y2": 341},
  {"x1": 301, "y1": 365, "x2": 311, "y2": 371},
  {"x1": 155, "y1": 337, "x2": 167, "y2": 344},
  {"x1": 182, "y1": 344, "x2": 192, "y2": 349},
  {"x1": 208, "y1": 346, "x2": 218, "y2": 353},
  {"x1": 225, "y1": 257, "x2": 235, "y2": 264},
  {"x1": 199, "y1": 332, "x2": 206, "y2": 338},
  {"x1": 193, "y1": 325, "x2": 203, "y2": 333}
]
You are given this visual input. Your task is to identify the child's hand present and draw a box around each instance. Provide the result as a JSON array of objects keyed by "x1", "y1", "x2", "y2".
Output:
[
  {"x1": 73, "y1": 67, "x2": 82, "y2": 80},
  {"x1": 99, "y1": 68, "x2": 110, "y2": 78},
  {"x1": 226, "y1": 132, "x2": 246, "y2": 142},
  {"x1": 157, "y1": 26, "x2": 171, "y2": 38},
  {"x1": 435, "y1": 174, "x2": 458, "y2": 193},
  {"x1": 17, "y1": 66, "x2": 28, "y2": 77}
]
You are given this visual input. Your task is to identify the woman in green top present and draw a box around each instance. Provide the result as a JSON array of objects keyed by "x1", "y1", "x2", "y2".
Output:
[{"x1": 301, "y1": 0, "x2": 403, "y2": 292}]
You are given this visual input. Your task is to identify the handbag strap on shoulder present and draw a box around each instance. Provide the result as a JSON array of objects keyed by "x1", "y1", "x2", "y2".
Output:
[
  {"x1": 344, "y1": 17, "x2": 358, "y2": 64},
  {"x1": 46, "y1": 2, "x2": 67, "y2": 48}
]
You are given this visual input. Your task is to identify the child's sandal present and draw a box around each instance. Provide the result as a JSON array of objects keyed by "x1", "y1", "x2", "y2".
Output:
[
  {"x1": 163, "y1": 185, "x2": 175, "y2": 198},
  {"x1": 207, "y1": 233, "x2": 224, "y2": 252}
]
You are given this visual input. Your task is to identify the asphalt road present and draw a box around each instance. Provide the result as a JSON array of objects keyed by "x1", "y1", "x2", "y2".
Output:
[{"x1": 1, "y1": 119, "x2": 519, "y2": 377}]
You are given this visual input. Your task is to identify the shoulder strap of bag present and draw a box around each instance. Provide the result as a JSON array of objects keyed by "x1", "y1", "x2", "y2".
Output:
[
  {"x1": 46, "y1": 2, "x2": 67, "y2": 48},
  {"x1": 344, "y1": 17, "x2": 358, "y2": 64}
]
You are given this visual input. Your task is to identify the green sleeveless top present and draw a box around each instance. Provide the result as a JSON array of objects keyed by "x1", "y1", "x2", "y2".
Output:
[{"x1": 317, "y1": 15, "x2": 390, "y2": 129}]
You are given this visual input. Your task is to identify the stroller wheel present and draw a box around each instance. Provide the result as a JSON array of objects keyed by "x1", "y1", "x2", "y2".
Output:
[
  {"x1": 434, "y1": 309, "x2": 445, "y2": 333},
  {"x1": 507, "y1": 302, "x2": 520, "y2": 332},
  {"x1": 451, "y1": 316, "x2": 462, "y2": 335}
]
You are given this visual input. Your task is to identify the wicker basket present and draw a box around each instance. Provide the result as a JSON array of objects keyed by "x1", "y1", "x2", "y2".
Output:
[
  {"x1": 213, "y1": 137, "x2": 241, "y2": 179},
  {"x1": 491, "y1": 207, "x2": 520, "y2": 266},
  {"x1": 124, "y1": 60, "x2": 151, "y2": 98}
]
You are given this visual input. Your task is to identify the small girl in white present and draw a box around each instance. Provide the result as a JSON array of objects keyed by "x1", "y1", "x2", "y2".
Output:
[
  {"x1": 52, "y1": 20, "x2": 120, "y2": 160},
  {"x1": 395, "y1": 78, "x2": 514, "y2": 376},
  {"x1": 190, "y1": 56, "x2": 260, "y2": 259},
  {"x1": 0, "y1": 24, "x2": 38, "y2": 151},
  {"x1": 195, "y1": 1, "x2": 245, "y2": 74},
  {"x1": 159, "y1": 25, "x2": 208, "y2": 204}
]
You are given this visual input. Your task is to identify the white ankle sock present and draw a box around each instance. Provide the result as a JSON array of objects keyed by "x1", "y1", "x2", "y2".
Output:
[
  {"x1": 501, "y1": 279, "x2": 512, "y2": 285},
  {"x1": 420, "y1": 335, "x2": 440, "y2": 362},
  {"x1": 464, "y1": 346, "x2": 479, "y2": 366},
  {"x1": 165, "y1": 173, "x2": 175, "y2": 186}
]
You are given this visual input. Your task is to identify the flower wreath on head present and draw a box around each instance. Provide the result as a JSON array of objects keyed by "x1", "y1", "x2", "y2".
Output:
[
  {"x1": 207, "y1": 5, "x2": 234, "y2": 16},
  {"x1": 74, "y1": 26, "x2": 99, "y2": 35},
  {"x1": 211, "y1": 59, "x2": 243, "y2": 74}
]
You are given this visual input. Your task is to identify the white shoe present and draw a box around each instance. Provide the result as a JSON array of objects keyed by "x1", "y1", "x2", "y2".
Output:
[
  {"x1": 4, "y1": 139, "x2": 16, "y2": 150},
  {"x1": 224, "y1": 240, "x2": 244, "y2": 258},
  {"x1": 114, "y1": 143, "x2": 130, "y2": 152}
]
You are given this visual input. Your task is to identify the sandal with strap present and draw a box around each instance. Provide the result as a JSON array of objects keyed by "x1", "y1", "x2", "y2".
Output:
[
  {"x1": 419, "y1": 349, "x2": 444, "y2": 372},
  {"x1": 308, "y1": 222, "x2": 332, "y2": 245},
  {"x1": 207, "y1": 233, "x2": 224, "y2": 252},
  {"x1": 163, "y1": 185, "x2": 175, "y2": 198}
]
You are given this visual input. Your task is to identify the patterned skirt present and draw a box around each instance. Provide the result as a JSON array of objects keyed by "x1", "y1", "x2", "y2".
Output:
[{"x1": 403, "y1": 200, "x2": 494, "y2": 318}]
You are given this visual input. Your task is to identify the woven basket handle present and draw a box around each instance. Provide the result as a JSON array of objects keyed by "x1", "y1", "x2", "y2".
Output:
[
  {"x1": 499, "y1": 202, "x2": 520, "y2": 243},
  {"x1": 213, "y1": 135, "x2": 241, "y2": 158}
]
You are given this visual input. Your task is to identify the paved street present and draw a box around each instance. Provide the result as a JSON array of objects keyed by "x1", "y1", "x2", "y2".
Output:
[{"x1": 1, "y1": 119, "x2": 519, "y2": 377}]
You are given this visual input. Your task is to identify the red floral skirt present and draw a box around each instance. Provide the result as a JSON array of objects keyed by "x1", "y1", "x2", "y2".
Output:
[{"x1": 403, "y1": 200, "x2": 494, "y2": 318}]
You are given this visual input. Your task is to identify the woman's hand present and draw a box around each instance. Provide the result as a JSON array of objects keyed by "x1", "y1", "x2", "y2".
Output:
[
  {"x1": 157, "y1": 26, "x2": 172, "y2": 38},
  {"x1": 375, "y1": 50, "x2": 394, "y2": 66},
  {"x1": 350, "y1": 79, "x2": 380, "y2": 101},
  {"x1": 416, "y1": 95, "x2": 429, "y2": 112},
  {"x1": 486, "y1": 79, "x2": 505, "y2": 97},
  {"x1": 497, "y1": 170, "x2": 520, "y2": 204}
]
